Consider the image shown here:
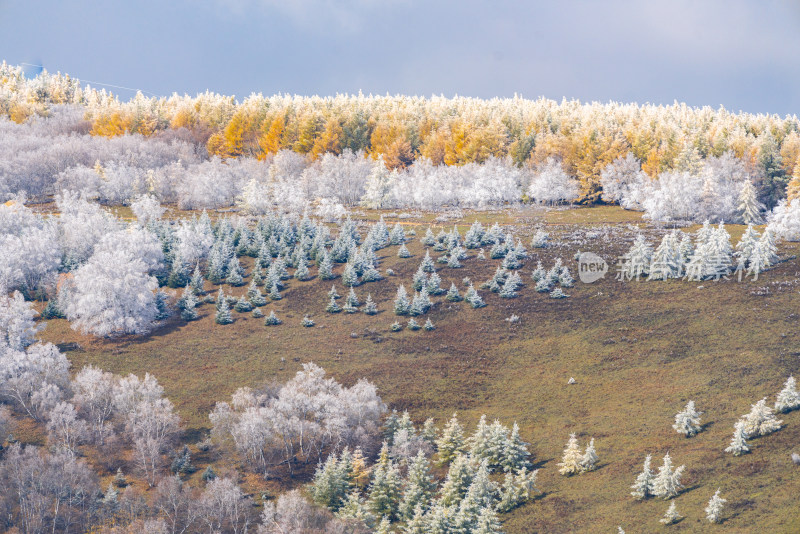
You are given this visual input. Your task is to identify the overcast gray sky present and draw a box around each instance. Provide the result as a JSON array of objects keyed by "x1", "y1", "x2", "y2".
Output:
[{"x1": 2, "y1": 0, "x2": 799, "y2": 115}]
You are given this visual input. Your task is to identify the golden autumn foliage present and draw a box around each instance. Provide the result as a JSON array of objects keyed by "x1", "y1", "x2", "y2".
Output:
[{"x1": 4, "y1": 62, "x2": 800, "y2": 201}]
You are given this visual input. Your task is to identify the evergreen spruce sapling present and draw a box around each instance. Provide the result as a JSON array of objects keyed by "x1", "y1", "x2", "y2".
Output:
[
  {"x1": 294, "y1": 256, "x2": 310, "y2": 280},
  {"x1": 436, "y1": 413, "x2": 466, "y2": 464},
  {"x1": 190, "y1": 264, "x2": 205, "y2": 294},
  {"x1": 738, "y1": 179, "x2": 764, "y2": 224},
  {"x1": 446, "y1": 283, "x2": 461, "y2": 302},
  {"x1": 234, "y1": 295, "x2": 252, "y2": 312},
  {"x1": 346, "y1": 287, "x2": 360, "y2": 307},
  {"x1": 775, "y1": 376, "x2": 800, "y2": 413},
  {"x1": 394, "y1": 285, "x2": 410, "y2": 315},
  {"x1": 215, "y1": 298, "x2": 233, "y2": 325},
  {"x1": 328, "y1": 284, "x2": 340, "y2": 300},
  {"x1": 264, "y1": 310, "x2": 281, "y2": 325},
  {"x1": 225, "y1": 257, "x2": 244, "y2": 286},
  {"x1": 705, "y1": 489, "x2": 726, "y2": 523},
  {"x1": 652, "y1": 453, "x2": 685, "y2": 499},
  {"x1": 724, "y1": 420, "x2": 750, "y2": 456},
  {"x1": 660, "y1": 501, "x2": 682, "y2": 525},
  {"x1": 558, "y1": 434, "x2": 583, "y2": 476},
  {"x1": 268, "y1": 282, "x2": 282, "y2": 300},
  {"x1": 673, "y1": 401, "x2": 703, "y2": 437},
  {"x1": 580, "y1": 438, "x2": 598, "y2": 472},
  {"x1": 630, "y1": 455, "x2": 655, "y2": 500},
  {"x1": 342, "y1": 263, "x2": 359, "y2": 287},
  {"x1": 318, "y1": 252, "x2": 335, "y2": 280},
  {"x1": 155, "y1": 290, "x2": 170, "y2": 320},
  {"x1": 326, "y1": 295, "x2": 341, "y2": 313},
  {"x1": 363, "y1": 293, "x2": 378, "y2": 315},
  {"x1": 742, "y1": 398, "x2": 782, "y2": 437}
]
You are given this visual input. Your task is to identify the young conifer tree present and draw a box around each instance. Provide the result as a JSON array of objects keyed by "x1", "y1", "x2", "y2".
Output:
[
  {"x1": 630, "y1": 454, "x2": 655, "y2": 500},
  {"x1": 436, "y1": 413, "x2": 466, "y2": 464},
  {"x1": 652, "y1": 453, "x2": 685, "y2": 499},
  {"x1": 705, "y1": 489, "x2": 727, "y2": 523},
  {"x1": 724, "y1": 420, "x2": 750, "y2": 456},
  {"x1": 660, "y1": 501, "x2": 682, "y2": 525},
  {"x1": 672, "y1": 401, "x2": 703, "y2": 437},
  {"x1": 580, "y1": 438, "x2": 598, "y2": 472},
  {"x1": 394, "y1": 285, "x2": 410, "y2": 315},
  {"x1": 364, "y1": 293, "x2": 378, "y2": 315},
  {"x1": 775, "y1": 376, "x2": 800, "y2": 413},
  {"x1": 215, "y1": 298, "x2": 233, "y2": 325},
  {"x1": 557, "y1": 434, "x2": 583, "y2": 476}
]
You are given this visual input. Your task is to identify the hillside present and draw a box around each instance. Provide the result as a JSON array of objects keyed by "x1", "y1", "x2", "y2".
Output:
[{"x1": 35, "y1": 205, "x2": 800, "y2": 533}]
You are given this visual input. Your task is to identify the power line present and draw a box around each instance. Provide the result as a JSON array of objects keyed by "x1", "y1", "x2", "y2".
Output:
[{"x1": 20, "y1": 63, "x2": 159, "y2": 97}]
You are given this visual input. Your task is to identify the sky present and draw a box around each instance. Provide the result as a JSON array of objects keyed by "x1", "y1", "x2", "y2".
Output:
[{"x1": 2, "y1": 0, "x2": 799, "y2": 115}]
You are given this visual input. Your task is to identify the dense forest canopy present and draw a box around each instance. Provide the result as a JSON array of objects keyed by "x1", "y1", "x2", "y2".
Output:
[{"x1": 2, "y1": 61, "x2": 799, "y2": 207}]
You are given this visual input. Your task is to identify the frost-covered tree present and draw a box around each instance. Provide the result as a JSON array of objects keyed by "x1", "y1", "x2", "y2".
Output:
[
  {"x1": 557, "y1": 434, "x2": 583, "y2": 476},
  {"x1": 127, "y1": 396, "x2": 181, "y2": 487},
  {"x1": 394, "y1": 285, "x2": 410, "y2": 315},
  {"x1": 0, "y1": 342, "x2": 71, "y2": 420},
  {"x1": 704, "y1": 489, "x2": 726, "y2": 523},
  {"x1": 767, "y1": 198, "x2": 800, "y2": 241},
  {"x1": 672, "y1": 401, "x2": 703, "y2": 437},
  {"x1": 436, "y1": 413, "x2": 465, "y2": 464},
  {"x1": 389, "y1": 223, "x2": 405, "y2": 246},
  {"x1": 71, "y1": 365, "x2": 116, "y2": 445},
  {"x1": 648, "y1": 232, "x2": 682, "y2": 280},
  {"x1": 342, "y1": 263, "x2": 359, "y2": 287},
  {"x1": 735, "y1": 224, "x2": 760, "y2": 266},
  {"x1": 473, "y1": 505, "x2": 502, "y2": 534},
  {"x1": 310, "y1": 454, "x2": 351, "y2": 511},
  {"x1": 630, "y1": 454, "x2": 655, "y2": 500},
  {"x1": 465, "y1": 284, "x2": 485, "y2": 308},
  {"x1": 398, "y1": 450, "x2": 436, "y2": 520},
  {"x1": 618, "y1": 235, "x2": 652, "y2": 280},
  {"x1": 724, "y1": 420, "x2": 750, "y2": 456},
  {"x1": 234, "y1": 296, "x2": 253, "y2": 313},
  {"x1": 326, "y1": 294, "x2": 341, "y2": 313},
  {"x1": 660, "y1": 501, "x2": 682, "y2": 525},
  {"x1": 215, "y1": 298, "x2": 233, "y2": 325},
  {"x1": 652, "y1": 453, "x2": 685, "y2": 499},
  {"x1": 741, "y1": 398, "x2": 782, "y2": 437},
  {"x1": 196, "y1": 477, "x2": 253, "y2": 534},
  {"x1": 398, "y1": 243, "x2": 411, "y2": 258},
  {"x1": 264, "y1": 310, "x2": 281, "y2": 325},
  {"x1": 130, "y1": 195, "x2": 165, "y2": 226},
  {"x1": 225, "y1": 256, "x2": 245, "y2": 286},
  {"x1": 738, "y1": 179, "x2": 764, "y2": 224},
  {"x1": 0, "y1": 291, "x2": 43, "y2": 351},
  {"x1": 775, "y1": 376, "x2": 800, "y2": 413},
  {"x1": 580, "y1": 438, "x2": 598, "y2": 472},
  {"x1": 445, "y1": 283, "x2": 461, "y2": 302},
  {"x1": 363, "y1": 293, "x2": 378, "y2": 315},
  {"x1": 528, "y1": 158, "x2": 579, "y2": 204},
  {"x1": 600, "y1": 153, "x2": 647, "y2": 210},
  {"x1": 46, "y1": 401, "x2": 88, "y2": 455},
  {"x1": 366, "y1": 443, "x2": 402, "y2": 521},
  {"x1": 438, "y1": 453, "x2": 475, "y2": 506},
  {"x1": 318, "y1": 251, "x2": 335, "y2": 280},
  {"x1": 61, "y1": 249, "x2": 158, "y2": 337}
]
